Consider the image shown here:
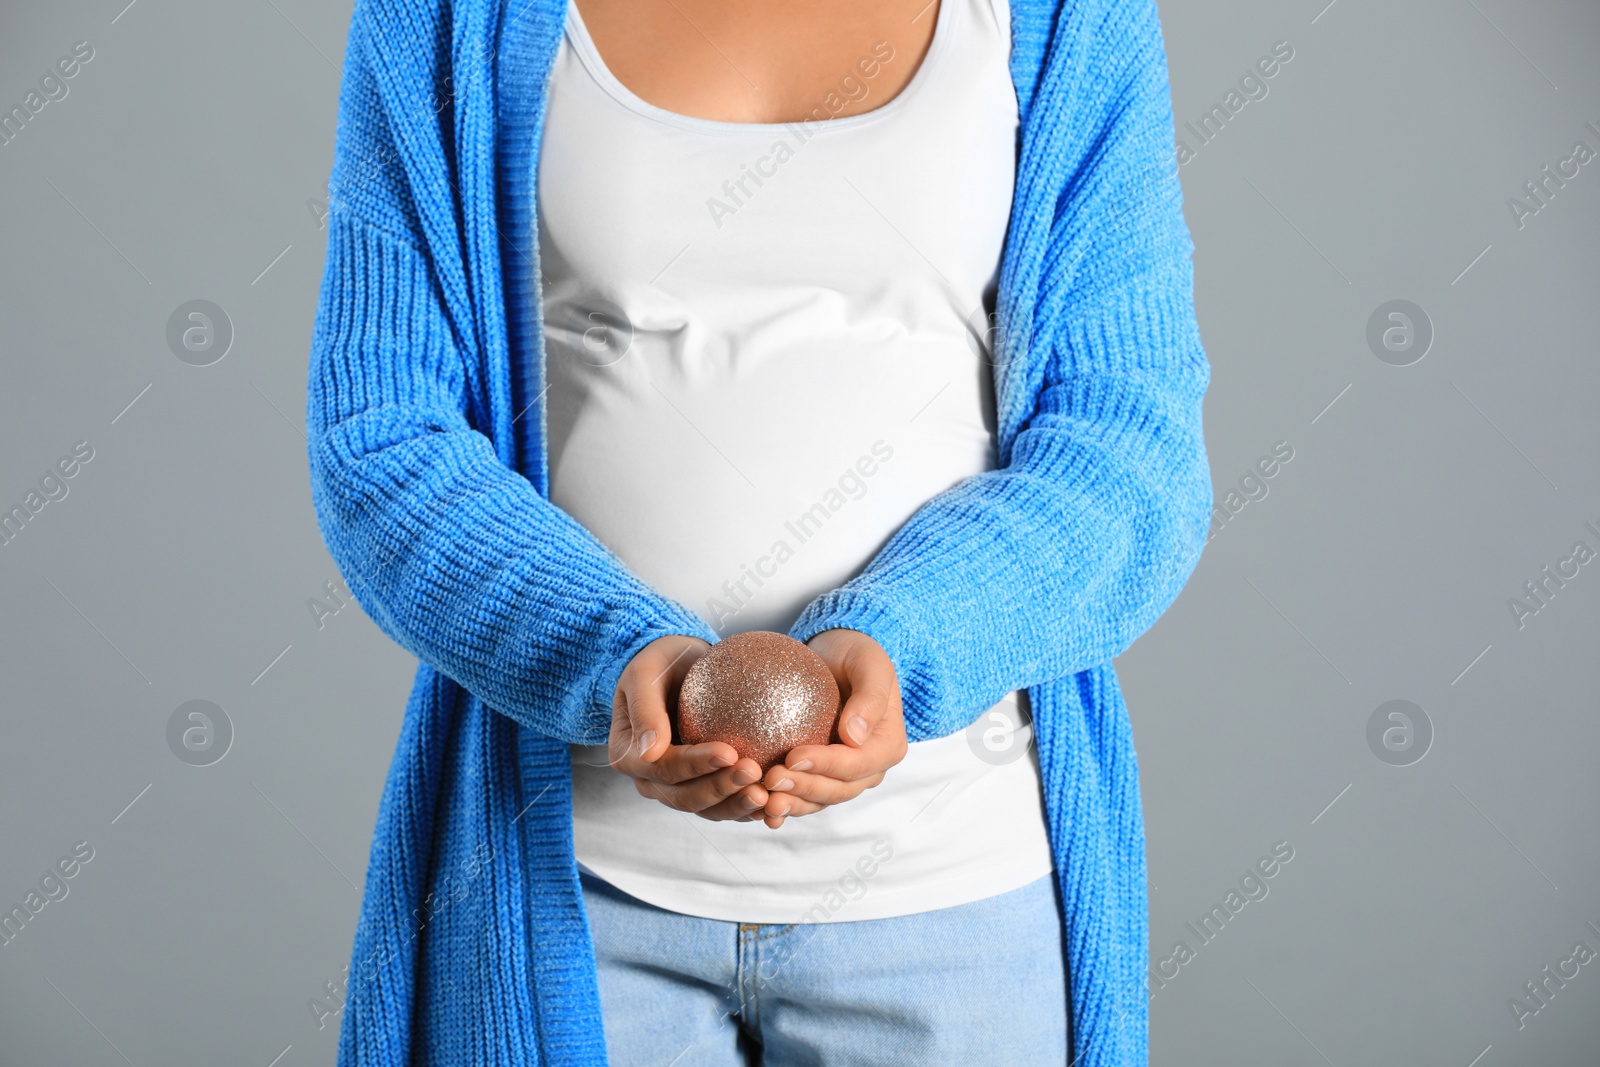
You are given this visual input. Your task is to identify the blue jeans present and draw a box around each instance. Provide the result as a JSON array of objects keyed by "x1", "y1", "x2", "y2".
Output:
[{"x1": 580, "y1": 870, "x2": 1070, "y2": 1066}]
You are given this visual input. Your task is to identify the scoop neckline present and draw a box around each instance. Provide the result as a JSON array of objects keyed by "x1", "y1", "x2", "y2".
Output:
[{"x1": 561, "y1": 0, "x2": 953, "y2": 135}]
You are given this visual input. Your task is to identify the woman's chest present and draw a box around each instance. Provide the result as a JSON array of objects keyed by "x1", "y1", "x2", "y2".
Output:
[
  {"x1": 537, "y1": 0, "x2": 1018, "y2": 300},
  {"x1": 570, "y1": 0, "x2": 944, "y2": 124}
]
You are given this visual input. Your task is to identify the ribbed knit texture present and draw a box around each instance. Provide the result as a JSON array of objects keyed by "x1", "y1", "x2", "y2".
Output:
[{"x1": 305, "y1": 0, "x2": 1211, "y2": 1062}]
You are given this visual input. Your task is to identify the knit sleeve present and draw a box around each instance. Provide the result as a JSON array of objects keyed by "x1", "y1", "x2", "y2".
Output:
[
  {"x1": 788, "y1": 0, "x2": 1212, "y2": 742},
  {"x1": 305, "y1": 28, "x2": 715, "y2": 746}
]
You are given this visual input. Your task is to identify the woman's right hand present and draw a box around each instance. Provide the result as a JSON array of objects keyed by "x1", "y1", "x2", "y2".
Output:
[{"x1": 609, "y1": 635, "x2": 770, "y2": 821}]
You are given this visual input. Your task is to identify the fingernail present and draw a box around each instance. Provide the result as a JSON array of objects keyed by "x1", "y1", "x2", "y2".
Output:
[
  {"x1": 772, "y1": 778, "x2": 794, "y2": 792},
  {"x1": 845, "y1": 716, "x2": 868, "y2": 744},
  {"x1": 710, "y1": 752, "x2": 735, "y2": 768},
  {"x1": 741, "y1": 795, "x2": 761, "y2": 810},
  {"x1": 772, "y1": 800, "x2": 791, "y2": 817},
  {"x1": 788, "y1": 759, "x2": 813, "y2": 773},
  {"x1": 637, "y1": 730, "x2": 656, "y2": 756},
  {"x1": 733, "y1": 768, "x2": 757, "y2": 786}
]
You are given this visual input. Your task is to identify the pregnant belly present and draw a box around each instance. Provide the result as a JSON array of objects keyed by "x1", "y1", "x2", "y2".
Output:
[{"x1": 546, "y1": 331, "x2": 997, "y2": 636}]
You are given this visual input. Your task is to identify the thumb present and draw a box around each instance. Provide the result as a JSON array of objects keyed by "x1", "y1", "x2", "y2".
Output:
[
  {"x1": 614, "y1": 635, "x2": 708, "y2": 768},
  {"x1": 838, "y1": 682, "x2": 891, "y2": 747},
  {"x1": 807, "y1": 630, "x2": 896, "y2": 748},
  {"x1": 626, "y1": 675, "x2": 672, "y2": 763}
]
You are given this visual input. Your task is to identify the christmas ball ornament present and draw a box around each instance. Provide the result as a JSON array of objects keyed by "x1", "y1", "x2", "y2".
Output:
[{"x1": 677, "y1": 631, "x2": 841, "y2": 771}]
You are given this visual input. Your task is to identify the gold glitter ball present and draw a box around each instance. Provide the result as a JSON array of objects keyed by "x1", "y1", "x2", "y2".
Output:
[{"x1": 677, "y1": 631, "x2": 841, "y2": 771}]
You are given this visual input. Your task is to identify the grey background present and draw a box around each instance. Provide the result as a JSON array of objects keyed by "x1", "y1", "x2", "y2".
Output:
[{"x1": 1, "y1": 0, "x2": 1596, "y2": 1064}]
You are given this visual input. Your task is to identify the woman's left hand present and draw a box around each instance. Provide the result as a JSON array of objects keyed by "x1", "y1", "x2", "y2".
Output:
[{"x1": 756, "y1": 628, "x2": 908, "y2": 829}]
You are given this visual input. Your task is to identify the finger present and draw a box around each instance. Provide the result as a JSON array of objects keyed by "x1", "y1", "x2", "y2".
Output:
[
  {"x1": 764, "y1": 768, "x2": 884, "y2": 806},
  {"x1": 696, "y1": 785, "x2": 770, "y2": 822},
  {"x1": 762, "y1": 793, "x2": 827, "y2": 820},
  {"x1": 647, "y1": 763, "x2": 767, "y2": 814},
  {"x1": 775, "y1": 709, "x2": 889, "y2": 782},
  {"x1": 627, "y1": 742, "x2": 743, "y2": 786},
  {"x1": 780, "y1": 724, "x2": 905, "y2": 783}
]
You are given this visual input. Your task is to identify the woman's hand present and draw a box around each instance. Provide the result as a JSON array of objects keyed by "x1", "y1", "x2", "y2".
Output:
[
  {"x1": 758, "y1": 628, "x2": 908, "y2": 829},
  {"x1": 609, "y1": 635, "x2": 770, "y2": 821}
]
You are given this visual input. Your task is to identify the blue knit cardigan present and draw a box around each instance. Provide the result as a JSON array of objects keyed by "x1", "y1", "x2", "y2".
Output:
[{"x1": 306, "y1": 0, "x2": 1210, "y2": 1062}]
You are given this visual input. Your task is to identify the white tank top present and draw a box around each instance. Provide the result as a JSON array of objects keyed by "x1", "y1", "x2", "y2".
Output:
[{"x1": 538, "y1": 0, "x2": 1053, "y2": 922}]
